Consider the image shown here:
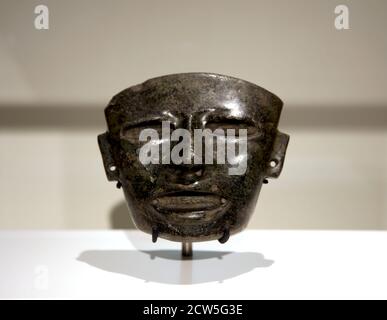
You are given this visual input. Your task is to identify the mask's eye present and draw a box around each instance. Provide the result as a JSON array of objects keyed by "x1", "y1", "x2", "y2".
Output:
[
  {"x1": 204, "y1": 119, "x2": 258, "y2": 137},
  {"x1": 121, "y1": 120, "x2": 165, "y2": 143}
]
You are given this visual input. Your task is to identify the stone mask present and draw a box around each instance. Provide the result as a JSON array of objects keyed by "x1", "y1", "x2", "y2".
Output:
[{"x1": 98, "y1": 73, "x2": 289, "y2": 244}]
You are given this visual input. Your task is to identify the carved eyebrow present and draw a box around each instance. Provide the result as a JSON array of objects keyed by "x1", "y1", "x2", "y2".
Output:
[
  {"x1": 205, "y1": 116, "x2": 256, "y2": 126},
  {"x1": 122, "y1": 113, "x2": 178, "y2": 130},
  {"x1": 122, "y1": 118, "x2": 164, "y2": 130}
]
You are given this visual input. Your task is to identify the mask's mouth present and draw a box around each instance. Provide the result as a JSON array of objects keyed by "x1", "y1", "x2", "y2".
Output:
[{"x1": 150, "y1": 191, "x2": 230, "y2": 224}]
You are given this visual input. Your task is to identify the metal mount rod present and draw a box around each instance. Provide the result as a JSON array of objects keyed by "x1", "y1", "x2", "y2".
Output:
[{"x1": 182, "y1": 242, "x2": 192, "y2": 258}]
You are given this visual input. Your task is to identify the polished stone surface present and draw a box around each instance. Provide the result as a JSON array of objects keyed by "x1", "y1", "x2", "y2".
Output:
[{"x1": 99, "y1": 73, "x2": 289, "y2": 243}]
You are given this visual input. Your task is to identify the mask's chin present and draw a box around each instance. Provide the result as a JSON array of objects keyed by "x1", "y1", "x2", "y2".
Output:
[
  {"x1": 144, "y1": 223, "x2": 233, "y2": 243},
  {"x1": 132, "y1": 197, "x2": 236, "y2": 243}
]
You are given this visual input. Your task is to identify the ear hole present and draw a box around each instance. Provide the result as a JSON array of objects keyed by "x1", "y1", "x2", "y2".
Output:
[
  {"x1": 269, "y1": 160, "x2": 278, "y2": 168},
  {"x1": 109, "y1": 165, "x2": 117, "y2": 172}
]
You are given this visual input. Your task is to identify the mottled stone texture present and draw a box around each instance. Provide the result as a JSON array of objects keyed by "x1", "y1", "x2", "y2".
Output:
[{"x1": 99, "y1": 73, "x2": 289, "y2": 243}]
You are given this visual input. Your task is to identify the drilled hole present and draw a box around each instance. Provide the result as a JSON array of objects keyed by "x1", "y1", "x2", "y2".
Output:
[
  {"x1": 269, "y1": 160, "x2": 277, "y2": 168},
  {"x1": 109, "y1": 165, "x2": 117, "y2": 172}
]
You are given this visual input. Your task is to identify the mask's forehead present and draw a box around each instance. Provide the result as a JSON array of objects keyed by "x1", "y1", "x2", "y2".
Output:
[{"x1": 105, "y1": 73, "x2": 283, "y2": 136}]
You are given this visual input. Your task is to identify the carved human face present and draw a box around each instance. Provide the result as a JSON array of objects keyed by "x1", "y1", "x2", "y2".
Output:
[{"x1": 99, "y1": 73, "x2": 289, "y2": 243}]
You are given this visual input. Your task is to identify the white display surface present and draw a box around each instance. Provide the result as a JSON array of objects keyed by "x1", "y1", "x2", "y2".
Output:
[{"x1": 0, "y1": 230, "x2": 386, "y2": 299}]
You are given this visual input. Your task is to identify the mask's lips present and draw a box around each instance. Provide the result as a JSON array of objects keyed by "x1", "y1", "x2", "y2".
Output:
[
  {"x1": 150, "y1": 191, "x2": 229, "y2": 223},
  {"x1": 155, "y1": 192, "x2": 222, "y2": 211}
]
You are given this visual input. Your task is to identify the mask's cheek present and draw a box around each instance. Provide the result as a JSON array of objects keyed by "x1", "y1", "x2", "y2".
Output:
[
  {"x1": 254, "y1": 149, "x2": 269, "y2": 176},
  {"x1": 220, "y1": 144, "x2": 265, "y2": 209},
  {"x1": 113, "y1": 142, "x2": 156, "y2": 196}
]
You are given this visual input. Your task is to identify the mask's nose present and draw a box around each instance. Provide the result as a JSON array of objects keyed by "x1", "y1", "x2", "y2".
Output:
[
  {"x1": 154, "y1": 114, "x2": 207, "y2": 184},
  {"x1": 163, "y1": 163, "x2": 204, "y2": 185}
]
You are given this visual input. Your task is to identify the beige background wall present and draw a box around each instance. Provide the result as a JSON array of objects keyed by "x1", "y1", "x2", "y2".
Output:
[{"x1": 0, "y1": 0, "x2": 386, "y2": 229}]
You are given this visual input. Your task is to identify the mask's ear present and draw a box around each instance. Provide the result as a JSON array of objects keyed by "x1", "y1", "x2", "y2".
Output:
[
  {"x1": 265, "y1": 130, "x2": 289, "y2": 178},
  {"x1": 98, "y1": 132, "x2": 119, "y2": 181}
]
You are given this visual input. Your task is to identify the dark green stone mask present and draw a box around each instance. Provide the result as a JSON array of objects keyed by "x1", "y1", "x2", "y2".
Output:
[{"x1": 98, "y1": 73, "x2": 289, "y2": 244}]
